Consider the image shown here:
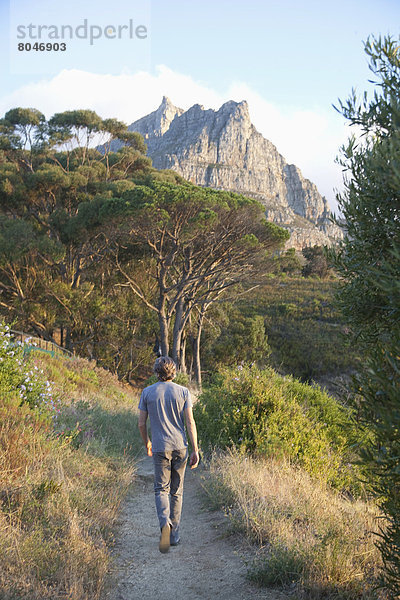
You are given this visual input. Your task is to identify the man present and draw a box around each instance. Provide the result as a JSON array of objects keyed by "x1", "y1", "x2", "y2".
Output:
[{"x1": 138, "y1": 356, "x2": 199, "y2": 553}]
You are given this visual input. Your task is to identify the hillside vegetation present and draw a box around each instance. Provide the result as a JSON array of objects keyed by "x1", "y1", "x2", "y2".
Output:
[
  {"x1": 204, "y1": 450, "x2": 381, "y2": 599},
  {"x1": 202, "y1": 277, "x2": 360, "y2": 384},
  {"x1": 0, "y1": 325, "x2": 139, "y2": 600},
  {"x1": 194, "y1": 365, "x2": 364, "y2": 491},
  {"x1": 194, "y1": 362, "x2": 385, "y2": 598}
]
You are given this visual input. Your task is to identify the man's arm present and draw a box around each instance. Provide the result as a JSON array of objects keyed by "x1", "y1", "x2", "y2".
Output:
[
  {"x1": 184, "y1": 406, "x2": 199, "y2": 469},
  {"x1": 138, "y1": 409, "x2": 152, "y2": 456}
]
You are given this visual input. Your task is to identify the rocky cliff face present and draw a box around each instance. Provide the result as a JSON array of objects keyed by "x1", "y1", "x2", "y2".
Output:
[{"x1": 123, "y1": 96, "x2": 342, "y2": 249}]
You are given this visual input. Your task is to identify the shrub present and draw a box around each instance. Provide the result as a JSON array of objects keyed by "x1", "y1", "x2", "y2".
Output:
[
  {"x1": 202, "y1": 278, "x2": 360, "y2": 381},
  {"x1": 194, "y1": 365, "x2": 364, "y2": 491},
  {"x1": 302, "y1": 245, "x2": 332, "y2": 278},
  {"x1": 205, "y1": 313, "x2": 271, "y2": 367},
  {"x1": 0, "y1": 322, "x2": 60, "y2": 419}
]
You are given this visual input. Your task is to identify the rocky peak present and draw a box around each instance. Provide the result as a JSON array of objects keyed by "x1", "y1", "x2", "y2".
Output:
[
  {"x1": 221, "y1": 99, "x2": 250, "y2": 120},
  {"x1": 129, "y1": 96, "x2": 184, "y2": 139},
  {"x1": 160, "y1": 95, "x2": 173, "y2": 108},
  {"x1": 125, "y1": 98, "x2": 343, "y2": 249}
]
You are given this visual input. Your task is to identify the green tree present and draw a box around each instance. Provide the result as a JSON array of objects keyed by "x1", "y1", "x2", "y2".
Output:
[
  {"x1": 0, "y1": 107, "x2": 288, "y2": 385},
  {"x1": 0, "y1": 108, "x2": 151, "y2": 353},
  {"x1": 99, "y1": 180, "x2": 288, "y2": 387},
  {"x1": 202, "y1": 306, "x2": 271, "y2": 369},
  {"x1": 302, "y1": 245, "x2": 331, "y2": 278},
  {"x1": 268, "y1": 247, "x2": 302, "y2": 276},
  {"x1": 331, "y1": 35, "x2": 400, "y2": 596}
]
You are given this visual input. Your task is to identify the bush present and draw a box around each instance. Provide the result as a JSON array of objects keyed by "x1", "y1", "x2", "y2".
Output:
[
  {"x1": 202, "y1": 278, "x2": 360, "y2": 382},
  {"x1": 302, "y1": 245, "x2": 332, "y2": 278},
  {"x1": 194, "y1": 365, "x2": 364, "y2": 491},
  {"x1": 205, "y1": 313, "x2": 270, "y2": 367},
  {"x1": 330, "y1": 35, "x2": 400, "y2": 597},
  {"x1": 0, "y1": 322, "x2": 60, "y2": 419}
]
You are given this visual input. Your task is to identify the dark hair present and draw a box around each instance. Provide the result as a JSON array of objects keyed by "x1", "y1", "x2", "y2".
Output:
[{"x1": 154, "y1": 356, "x2": 176, "y2": 381}]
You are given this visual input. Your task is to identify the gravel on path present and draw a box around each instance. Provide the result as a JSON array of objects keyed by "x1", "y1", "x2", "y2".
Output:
[{"x1": 105, "y1": 455, "x2": 289, "y2": 600}]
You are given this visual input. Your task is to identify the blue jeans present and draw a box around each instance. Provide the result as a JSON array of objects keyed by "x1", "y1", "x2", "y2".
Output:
[{"x1": 153, "y1": 448, "x2": 188, "y2": 544}]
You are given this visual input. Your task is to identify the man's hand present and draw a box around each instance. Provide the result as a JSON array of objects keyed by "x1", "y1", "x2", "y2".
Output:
[
  {"x1": 139, "y1": 410, "x2": 152, "y2": 457},
  {"x1": 189, "y1": 451, "x2": 199, "y2": 469},
  {"x1": 184, "y1": 407, "x2": 199, "y2": 469},
  {"x1": 146, "y1": 440, "x2": 153, "y2": 457}
]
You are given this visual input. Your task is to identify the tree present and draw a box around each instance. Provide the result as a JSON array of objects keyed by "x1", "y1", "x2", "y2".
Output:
[
  {"x1": 203, "y1": 310, "x2": 270, "y2": 369},
  {"x1": 0, "y1": 108, "x2": 152, "y2": 351},
  {"x1": 97, "y1": 179, "x2": 288, "y2": 386},
  {"x1": 302, "y1": 245, "x2": 331, "y2": 278},
  {"x1": 0, "y1": 107, "x2": 288, "y2": 387},
  {"x1": 278, "y1": 248, "x2": 302, "y2": 276},
  {"x1": 331, "y1": 35, "x2": 400, "y2": 596}
]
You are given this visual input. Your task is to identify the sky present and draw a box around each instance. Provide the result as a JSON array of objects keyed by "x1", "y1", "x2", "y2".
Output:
[{"x1": 1, "y1": 0, "x2": 399, "y2": 213}]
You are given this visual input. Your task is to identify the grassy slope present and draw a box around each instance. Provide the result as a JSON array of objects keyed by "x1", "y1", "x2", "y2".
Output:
[
  {"x1": 204, "y1": 450, "x2": 383, "y2": 600},
  {"x1": 0, "y1": 351, "x2": 140, "y2": 600}
]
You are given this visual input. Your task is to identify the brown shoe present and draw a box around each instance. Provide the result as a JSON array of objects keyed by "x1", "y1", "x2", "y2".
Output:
[{"x1": 159, "y1": 524, "x2": 170, "y2": 554}]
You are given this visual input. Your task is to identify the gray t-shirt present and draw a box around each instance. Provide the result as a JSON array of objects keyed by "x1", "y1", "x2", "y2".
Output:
[{"x1": 138, "y1": 380, "x2": 192, "y2": 452}]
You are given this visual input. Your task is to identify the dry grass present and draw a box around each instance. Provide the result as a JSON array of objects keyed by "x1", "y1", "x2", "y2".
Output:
[
  {"x1": 0, "y1": 352, "x2": 140, "y2": 600},
  {"x1": 204, "y1": 449, "x2": 385, "y2": 599}
]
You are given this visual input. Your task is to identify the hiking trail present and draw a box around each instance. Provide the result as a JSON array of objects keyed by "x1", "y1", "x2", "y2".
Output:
[{"x1": 105, "y1": 454, "x2": 288, "y2": 600}]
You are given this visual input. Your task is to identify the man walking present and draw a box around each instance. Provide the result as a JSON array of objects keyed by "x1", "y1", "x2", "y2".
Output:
[{"x1": 138, "y1": 356, "x2": 199, "y2": 553}]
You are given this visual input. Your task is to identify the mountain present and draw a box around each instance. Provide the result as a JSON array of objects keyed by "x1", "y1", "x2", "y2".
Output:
[{"x1": 117, "y1": 96, "x2": 343, "y2": 249}]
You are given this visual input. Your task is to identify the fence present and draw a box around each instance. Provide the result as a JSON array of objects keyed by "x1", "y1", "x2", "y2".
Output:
[{"x1": 10, "y1": 330, "x2": 74, "y2": 359}]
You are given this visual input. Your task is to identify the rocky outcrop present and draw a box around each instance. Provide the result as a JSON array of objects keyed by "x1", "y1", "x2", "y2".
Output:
[
  {"x1": 120, "y1": 97, "x2": 343, "y2": 249},
  {"x1": 131, "y1": 95, "x2": 185, "y2": 138}
]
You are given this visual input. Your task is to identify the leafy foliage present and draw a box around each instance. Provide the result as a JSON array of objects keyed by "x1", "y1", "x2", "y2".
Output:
[
  {"x1": 0, "y1": 107, "x2": 153, "y2": 364},
  {"x1": 201, "y1": 278, "x2": 360, "y2": 381},
  {"x1": 205, "y1": 312, "x2": 271, "y2": 367},
  {"x1": 194, "y1": 365, "x2": 363, "y2": 491},
  {"x1": 302, "y1": 245, "x2": 332, "y2": 278},
  {"x1": 330, "y1": 35, "x2": 400, "y2": 595},
  {"x1": 0, "y1": 322, "x2": 59, "y2": 418}
]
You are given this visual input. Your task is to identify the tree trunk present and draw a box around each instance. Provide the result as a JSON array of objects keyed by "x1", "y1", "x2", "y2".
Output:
[
  {"x1": 159, "y1": 312, "x2": 169, "y2": 356},
  {"x1": 65, "y1": 327, "x2": 73, "y2": 352},
  {"x1": 157, "y1": 279, "x2": 170, "y2": 356},
  {"x1": 193, "y1": 312, "x2": 205, "y2": 391},
  {"x1": 180, "y1": 334, "x2": 187, "y2": 374},
  {"x1": 172, "y1": 297, "x2": 184, "y2": 365}
]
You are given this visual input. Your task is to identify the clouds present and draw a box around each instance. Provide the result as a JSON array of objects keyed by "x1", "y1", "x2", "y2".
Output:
[{"x1": 0, "y1": 65, "x2": 350, "y2": 212}]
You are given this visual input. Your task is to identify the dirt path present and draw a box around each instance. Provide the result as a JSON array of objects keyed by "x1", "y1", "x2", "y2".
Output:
[{"x1": 106, "y1": 454, "x2": 288, "y2": 600}]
